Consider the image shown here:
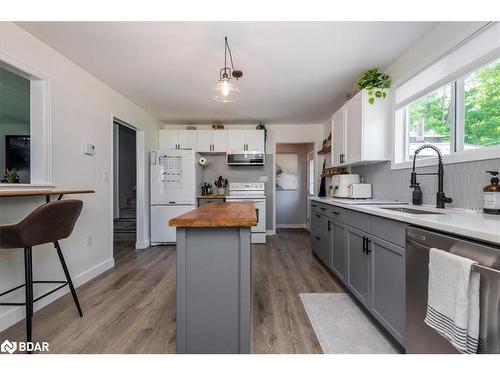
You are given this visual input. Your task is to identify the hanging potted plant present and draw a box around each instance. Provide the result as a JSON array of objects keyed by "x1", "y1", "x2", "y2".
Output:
[{"x1": 356, "y1": 68, "x2": 391, "y2": 105}]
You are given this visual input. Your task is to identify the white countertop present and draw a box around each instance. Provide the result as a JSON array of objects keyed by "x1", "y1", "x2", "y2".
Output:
[{"x1": 311, "y1": 197, "x2": 500, "y2": 245}]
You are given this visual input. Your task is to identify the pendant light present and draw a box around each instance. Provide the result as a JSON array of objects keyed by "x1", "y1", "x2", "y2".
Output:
[{"x1": 210, "y1": 36, "x2": 243, "y2": 102}]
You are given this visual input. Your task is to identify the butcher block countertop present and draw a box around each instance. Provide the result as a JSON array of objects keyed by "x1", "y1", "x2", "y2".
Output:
[{"x1": 169, "y1": 202, "x2": 257, "y2": 228}]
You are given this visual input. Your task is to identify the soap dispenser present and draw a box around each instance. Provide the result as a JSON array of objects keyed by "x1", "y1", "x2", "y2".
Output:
[
  {"x1": 412, "y1": 183, "x2": 423, "y2": 206},
  {"x1": 483, "y1": 171, "x2": 500, "y2": 215}
]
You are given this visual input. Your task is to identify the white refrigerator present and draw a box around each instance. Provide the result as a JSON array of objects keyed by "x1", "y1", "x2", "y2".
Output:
[{"x1": 150, "y1": 149, "x2": 199, "y2": 244}]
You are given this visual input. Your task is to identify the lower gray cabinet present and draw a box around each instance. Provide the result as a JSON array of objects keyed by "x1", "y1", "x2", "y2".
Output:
[
  {"x1": 370, "y1": 237, "x2": 405, "y2": 345},
  {"x1": 311, "y1": 211, "x2": 331, "y2": 267},
  {"x1": 346, "y1": 227, "x2": 371, "y2": 308},
  {"x1": 330, "y1": 220, "x2": 346, "y2": 281}
]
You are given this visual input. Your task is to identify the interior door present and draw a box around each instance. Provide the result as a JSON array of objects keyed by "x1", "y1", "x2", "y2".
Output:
[
  {"x1": 332, "y1": 109, "x2": 345, "y2": 166},
  {"x1": 178, "y1": 130, "x2": 197, "y2": 149},
  {"x1": 227, "y1": 130, "x2": 247, "y2": 151},
  {"x1": 159, "y1": 129, "x2": 178, "y2": 150},
  {"x1": 344, "y1": 93, "x2": 363, "y2": 164},
  {"x1": 197, "y1": 130, "x2": 212, "y2": 152},
  {"x1": 246, "y1": 130, "x2": 264, "y2": 151},
  {"x1": 212, "y1": 130, "x2": 227, "y2": 152}
]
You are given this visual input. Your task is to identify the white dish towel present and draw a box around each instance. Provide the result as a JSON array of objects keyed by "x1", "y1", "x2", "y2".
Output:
[{"x1": 424, "y1": 248, "x2": 480, "y2": 354}]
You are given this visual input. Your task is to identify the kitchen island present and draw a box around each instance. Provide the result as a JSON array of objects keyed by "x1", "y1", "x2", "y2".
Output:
[{"x1": 169, "y1": 202, "x2": 257, "y2": 354}]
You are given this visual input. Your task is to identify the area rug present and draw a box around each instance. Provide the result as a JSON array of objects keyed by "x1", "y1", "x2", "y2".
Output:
[{"x1": 300, "y1": 293, "x2": 399, "y2": 354}]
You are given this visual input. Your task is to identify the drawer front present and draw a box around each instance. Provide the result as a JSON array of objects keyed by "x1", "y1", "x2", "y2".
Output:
[
  {"x1": 311, "y1": 211, "x2": 323, "y2": 235},
  {"x1": 326, "y1": 206, "x2": 346, "y2": 222},
  {"x1": 311, "y1": 232, "x2": 330, "y2": 267},
  {"x1": 344, "y1": 210, "x2": 370, "y2": 232},
  {"x1": 370, "y1": 216, "x2": 407, "y2": 248}
]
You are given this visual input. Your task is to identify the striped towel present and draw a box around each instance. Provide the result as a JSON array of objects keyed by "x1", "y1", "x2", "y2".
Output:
[{"x1": 425, "y1": 248, "x2": 480, "y2": 354}]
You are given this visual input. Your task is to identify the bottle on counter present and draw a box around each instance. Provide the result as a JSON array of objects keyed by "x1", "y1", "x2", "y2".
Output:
[{"x1": 483, "y1": 171, "x2": 500, "y2": 215}]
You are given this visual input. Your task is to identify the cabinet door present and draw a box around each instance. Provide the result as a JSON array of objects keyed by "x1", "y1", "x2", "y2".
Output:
[
  {"x1": 197, "y1": 130, "x2": 213, "y2": 152},
  {"x1": 332, "y1": 109, "x2": 345, "y2": 166},
  {"x1": 227, "y1": 130, "x2": 247, "y2": 151},
  {"x1": 178, "y1": 130, "x2": 197, "y2": 149},
  {"x1": 159, "y1": 129, "x2": 178, "y2": 150},
  {"x1": 246, "y1": 130, "x2": 265, "y2": 151},
  {"x1": 330, "y1": 220, "x2": 346, "y2": 282},
  {"x1": 212, "y1": 130, "x2": 227, "y2": 152},
  {"x1": 346, "y1": 226, "x2": 371, "y2": 308},
  {"x1": 370, "y1": 236, "x2": 405, "y2": 345},
  {"x1": 344, "y1": 93, "x2": 362, "y2": 164}
]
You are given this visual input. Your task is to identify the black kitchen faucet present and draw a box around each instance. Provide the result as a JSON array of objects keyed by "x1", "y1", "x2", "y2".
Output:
[{"x1": 410, "y1": 144, "x2": 453, "y2": 209}]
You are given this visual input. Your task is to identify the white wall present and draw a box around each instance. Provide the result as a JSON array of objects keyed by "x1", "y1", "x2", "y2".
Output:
[{"x1": 0, "y1": 22, "x2": 160, "y2": 332}]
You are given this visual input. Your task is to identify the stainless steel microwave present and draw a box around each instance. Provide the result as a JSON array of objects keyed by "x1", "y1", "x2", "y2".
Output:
[{"x1": 226, "y1": 151, "x2": 265, "y2": 165}]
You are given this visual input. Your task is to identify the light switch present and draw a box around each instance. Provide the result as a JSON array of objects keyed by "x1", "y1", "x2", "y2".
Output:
[{"x1": 83, "y1": 143, "x2": 96, "y2": 155}]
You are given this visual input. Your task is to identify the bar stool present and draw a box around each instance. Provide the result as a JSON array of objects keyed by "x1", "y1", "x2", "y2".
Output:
[{"x1": 0, "y1": 200, "x2": 84, "y2": 346}]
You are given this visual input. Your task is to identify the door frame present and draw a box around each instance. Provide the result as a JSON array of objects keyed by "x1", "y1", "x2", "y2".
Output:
[
  {"x1": 111, "y1": 116, "x2": 147, "y2": 250},
  {"x1": 306, "y1": 150, "x2": 315, "y2": 230}
]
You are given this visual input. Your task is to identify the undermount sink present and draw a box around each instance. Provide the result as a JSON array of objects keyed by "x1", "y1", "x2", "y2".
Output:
[{"x1": 380, "y1": 207, "x2": 445, "y2": 215}]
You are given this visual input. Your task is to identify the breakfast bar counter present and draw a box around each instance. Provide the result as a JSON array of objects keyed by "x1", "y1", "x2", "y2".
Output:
[{"x1": 169, "y1": 202, "x2": 257, "y2": 354}]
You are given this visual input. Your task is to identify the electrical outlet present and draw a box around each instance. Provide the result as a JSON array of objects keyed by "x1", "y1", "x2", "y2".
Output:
[
  {"x1": 103, "y1": 169, "x2": 110, "y2": 181},
  {"x1": 86, "y1": 234, "x2": 92, "y2": 247}
]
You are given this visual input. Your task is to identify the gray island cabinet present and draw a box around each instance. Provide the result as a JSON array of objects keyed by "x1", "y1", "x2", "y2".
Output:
[{"x1": 169, "y1": 202, "x2": 257, "y2": 354}]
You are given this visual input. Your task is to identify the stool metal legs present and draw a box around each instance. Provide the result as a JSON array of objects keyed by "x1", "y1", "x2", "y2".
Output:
[
  {"x1": 23, "y1": 246, "x2": 33, "y2": 345},
  {"x1": 54, "y1": 241, "x2": 83, "y2": 317}
]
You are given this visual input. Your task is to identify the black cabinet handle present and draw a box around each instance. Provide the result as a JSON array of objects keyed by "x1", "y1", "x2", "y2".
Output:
[
  {"x1": 327, "y1": 220, "x2": 332, "y2": 231},
  {"x1": 315, "y1": 236, "x2": 321, "y2": 240},
  {"x1": 365, "y1": 238, "x2": 372, "y2": 255},
  {"x1": 320, "y1": 207, "x2": 326, "y2": 211},
  {"x1": 315, "y1": 214, "x2": 321, "y2": 218},
  {"x1": 362, "y1": 237, "x2": 367, "y2": 253},
  {"x1": 331, "y1": 211, "x2": 340, "y2": 215}
]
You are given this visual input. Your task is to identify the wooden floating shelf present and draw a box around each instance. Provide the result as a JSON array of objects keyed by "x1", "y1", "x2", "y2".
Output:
[{"x1": 317, "y1": 145, "x2": 331, "y2": 155}]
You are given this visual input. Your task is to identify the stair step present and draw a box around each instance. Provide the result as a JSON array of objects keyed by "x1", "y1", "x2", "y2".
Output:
[
  {"x1": 114, "y1": 219, "x2": 136, "y2": 231},
  {"x1": 127, "y1": 198, "x2": 136, "y2": 207},
  {"x1": 114, "y1": 232, "x2": 136, "y2": 242},
  {"x1": 120, "y1": 207, "x2": 136, "y2": 218}
]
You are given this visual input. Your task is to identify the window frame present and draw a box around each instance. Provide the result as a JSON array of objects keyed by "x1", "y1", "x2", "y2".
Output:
[
  {"x1": 0, "y1": 52, "x2": 53, "y2": 188},
  {"x1": 392, "y1": 53, "x2": 500, "y2": 170}
]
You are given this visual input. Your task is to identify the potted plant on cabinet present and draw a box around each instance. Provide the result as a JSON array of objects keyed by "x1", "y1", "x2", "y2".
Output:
[{"x1": 356, "y1": 68, "x2": 391, "y2": 105}]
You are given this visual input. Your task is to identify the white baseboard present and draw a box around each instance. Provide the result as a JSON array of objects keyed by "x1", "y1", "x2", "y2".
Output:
[
  {"x1": 135, "y1": 239, "x2": 150, "y2": 249},
  {"x1": 266, "y1": 229, "x2": 275, "y2": 236},
  {"x1": 276, "y1": 224, "x2": 307, "y2": 229},
  {"x1": 0, "y1": 257, "x2": 115, "y2": 333}
]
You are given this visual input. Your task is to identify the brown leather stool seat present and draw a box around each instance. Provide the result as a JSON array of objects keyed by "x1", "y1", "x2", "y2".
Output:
[{"x1": 0, "y1": 200, "x2": 84, "y2": 350}]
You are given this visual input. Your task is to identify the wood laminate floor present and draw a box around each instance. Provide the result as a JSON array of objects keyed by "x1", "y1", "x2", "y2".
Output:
[{"x1": 0, "y1": 230, "x2": 344, "y2": 353}]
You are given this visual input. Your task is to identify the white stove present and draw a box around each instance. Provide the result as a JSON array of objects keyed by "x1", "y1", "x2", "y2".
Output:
[{"x1": 226, "y1": 182, "x2": 266, "y2": 244}]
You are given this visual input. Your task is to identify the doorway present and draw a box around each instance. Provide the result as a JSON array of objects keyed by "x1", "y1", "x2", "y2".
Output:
[
  {"x1": 275, "y1": 143, "x2": 314, "y2": 230},
  {"x1": 113, "y1": 120, "x2": 137, "y2": 248}
]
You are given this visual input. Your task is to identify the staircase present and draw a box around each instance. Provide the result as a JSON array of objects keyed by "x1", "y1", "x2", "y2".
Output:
[{"x1": 114, "y1": 188, "x2": 136, "y2": 242}]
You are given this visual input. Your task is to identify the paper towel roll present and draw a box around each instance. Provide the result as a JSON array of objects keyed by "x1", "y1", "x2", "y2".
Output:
[{"x1": 198, "y1": 157, "x2": 208, "y2": 166}]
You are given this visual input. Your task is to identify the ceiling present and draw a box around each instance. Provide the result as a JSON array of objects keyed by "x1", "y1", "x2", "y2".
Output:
[{"x1": 18, "y1": 22, "x2": 436, "y2": 124}]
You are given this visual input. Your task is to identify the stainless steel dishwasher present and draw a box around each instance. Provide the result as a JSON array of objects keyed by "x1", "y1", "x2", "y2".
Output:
[{"x1": 406, "y1": 226, "x2": 500, "y2": 354}]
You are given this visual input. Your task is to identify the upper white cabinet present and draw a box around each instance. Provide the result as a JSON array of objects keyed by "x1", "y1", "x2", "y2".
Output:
[
  {"x1": 159, "y1": 128, "x2": 265, "y2": 153},
  {"x1": 227, "y1": 129, "x2": 265, "y2": 151},
  {"x1": 331, "y1": 90, "x2": 391, "y2": 167},
  {"x1": 197, "y1": 130, "x2": 227, "y2": 153},
  {"x1": 332, "y1": 107, "x2": 345, "y2": 166},
  {"x1": 159, "y1": 129, "x2": 197, "y2": 150}
]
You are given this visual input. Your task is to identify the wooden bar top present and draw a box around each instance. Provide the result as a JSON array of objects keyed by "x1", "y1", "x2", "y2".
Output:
[
  {"x1": 169, "y1": 202, "x2": 257, "y2": 228},
  {"x1": 0, "y1": 189, "x2": 95, "y2": 198}
]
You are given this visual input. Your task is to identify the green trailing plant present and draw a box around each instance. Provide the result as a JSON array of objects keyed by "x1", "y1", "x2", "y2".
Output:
[
  {"x1": 356, "y1": 68, "x2": 391, "y2": 105},
  {"x1": 2, "y1": 169, "x2": 20, "y2": 184}
]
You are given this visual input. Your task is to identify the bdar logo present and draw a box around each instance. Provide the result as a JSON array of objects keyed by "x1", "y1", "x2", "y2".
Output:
[{"x1": 1, "y1": 339, "x2": 17, "y2": 354}]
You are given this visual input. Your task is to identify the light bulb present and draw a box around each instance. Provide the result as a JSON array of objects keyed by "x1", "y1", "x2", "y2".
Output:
[{"x1": 210, "y1": 77, "x2": 240, "y2": 102}]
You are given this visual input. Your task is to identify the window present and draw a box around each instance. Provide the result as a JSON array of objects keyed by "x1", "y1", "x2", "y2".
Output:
[
  {"x1": 395, "y1": 57, "x2": 500, "y2": 164},
  {"x1": 0, "y1": 66, "x2": 31, "y2": 183},
  {"x1": 461, "y1": 59, "x2": 500, "y2": 150}
]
